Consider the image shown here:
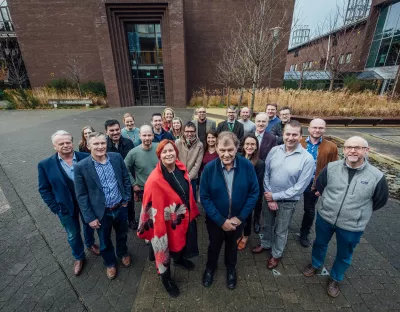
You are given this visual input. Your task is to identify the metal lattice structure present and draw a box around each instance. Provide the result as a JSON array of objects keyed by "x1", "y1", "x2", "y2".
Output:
[
  {"x1": 345, "y1": 0, "x2": 371, "y2": 25},
  {"x1": 291, "y1": 26, "x2": 310, "y2": 48}
]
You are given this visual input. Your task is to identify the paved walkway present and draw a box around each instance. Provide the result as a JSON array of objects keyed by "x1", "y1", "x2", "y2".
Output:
[{"x1": 0, "y1": 108, "x2": 399, "y2": 311}]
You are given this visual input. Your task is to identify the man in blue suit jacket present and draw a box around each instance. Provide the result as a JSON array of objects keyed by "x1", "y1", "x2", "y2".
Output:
[
  {"x1": 74, "y1": 132, "x2": 132, "y2": 280},
  {"x1": 200, "y1": 131, "x2": 259, "y2": 290},
  {"x1": 38, "y1": 130, "x2": 100, "y2": 276}
]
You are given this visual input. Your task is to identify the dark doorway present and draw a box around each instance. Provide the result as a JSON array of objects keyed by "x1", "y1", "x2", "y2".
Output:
[{"x1": 126, "y1": 23, "x2": 165, "y2": 106}]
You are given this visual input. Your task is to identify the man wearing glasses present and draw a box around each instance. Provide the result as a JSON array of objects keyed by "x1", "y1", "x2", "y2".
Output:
[
  {"x1": 193, "y1": 107, "x2": 216, "y2": 146},
  {"x1": 176, "y1": 121, "x2": 204, "y2": 199},
  {"x1": 270, "y1": 107, "x2": 292, "y2": 145},
  {"x1": 303, "y1": 136, "x2": 389, "y2": 298}
]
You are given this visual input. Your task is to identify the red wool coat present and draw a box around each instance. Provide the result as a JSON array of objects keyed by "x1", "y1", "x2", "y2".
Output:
[{"x1": 137, "y1": 160, "x2": 199, "y2": 274}]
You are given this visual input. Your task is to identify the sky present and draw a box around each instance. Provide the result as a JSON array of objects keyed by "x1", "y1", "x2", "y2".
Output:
[{"x1": 292, "y1": 0, "x2": 347, "y2": 39}]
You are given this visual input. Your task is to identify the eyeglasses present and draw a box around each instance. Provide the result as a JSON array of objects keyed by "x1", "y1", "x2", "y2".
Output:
[
  {"x1": 184, "y1": 130, "x2": 195, "y2": 134},
  {"x1": 343, "y1": 146, "x2": 367, "y2": 151}
]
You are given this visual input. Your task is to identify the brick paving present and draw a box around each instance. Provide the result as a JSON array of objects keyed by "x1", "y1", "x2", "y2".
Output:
[{"x1": 0, "y1": 108, "x2": 399, "y2": 312}]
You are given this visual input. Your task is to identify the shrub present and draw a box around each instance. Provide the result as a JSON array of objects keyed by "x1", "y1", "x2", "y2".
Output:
[
  {"x1": 81, "y1": 81, "x2": 107, "y2": 96},
  {"x1": 4, "y1": 88, "x2": 41, "y2": 109},
  {"x1": 46, "y1": 79, "x2": 75, "y2": 92},
  {"x1": 343, "y1": 75, "x2": 376, "y2": 93}
]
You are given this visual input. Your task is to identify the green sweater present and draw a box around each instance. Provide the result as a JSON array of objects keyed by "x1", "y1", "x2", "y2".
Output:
[{"x1": 124, "y1": 143, "x2": 159, "y2": 189}]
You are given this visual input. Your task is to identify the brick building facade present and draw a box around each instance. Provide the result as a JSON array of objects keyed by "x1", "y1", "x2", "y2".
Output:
[
  {"x1": 285, "y1": 0, "x2": 400, "y2": 94},
  {"x1": 7, "y1": 0, "x2": 294, "y2": 107}
]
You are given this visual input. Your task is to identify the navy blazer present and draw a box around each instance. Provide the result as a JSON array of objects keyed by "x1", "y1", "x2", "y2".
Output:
[
  {"x1": 74, "y1": 152, "x2": 132, "y2": 223},
  {"x1": 38, "y1": 151, "x2": 89, "y2": 216}
]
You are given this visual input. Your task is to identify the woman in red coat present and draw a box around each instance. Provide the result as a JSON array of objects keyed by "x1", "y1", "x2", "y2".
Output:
[{"x1": 137, "y1": 139, "x2": 199, "y2": 298}]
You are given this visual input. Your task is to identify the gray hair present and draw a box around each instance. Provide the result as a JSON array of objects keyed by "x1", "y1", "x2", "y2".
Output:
[
  {"x1": 345, "y1": 136, "x2": 369, "y2": 148},
  {"x1": 87, "y1": 132, "x2": 107, "y2": 145},
  {"x1": 255, "y1": 112, "x2": 268, "y2": 120},
  {"x1": 217, "y1": 131, "x2": 240, "y2": 148},
  {"x1": 51, "y1": 130, "x2": 73, "y2": 145},
  {"x1": 226, "y1": 105, "x2": 237, "y2": 113}
]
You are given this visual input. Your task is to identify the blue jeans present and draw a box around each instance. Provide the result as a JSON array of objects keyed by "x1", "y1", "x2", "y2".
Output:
[
  {"x1": 57, "y1": 211, "x2": 95, "y2": 260},
  {"x1": 97, "y1": 206, "x2": 129, "y2": 267},
  {"x1": 312, "y1": 213, "x2": 363, "y2": 282}
]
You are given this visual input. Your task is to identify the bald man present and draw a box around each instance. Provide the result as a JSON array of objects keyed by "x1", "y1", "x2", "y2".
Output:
[
  {"x1": 302, "y1": 136, "x2": 389, "y2": 298},
  {"x1": 299, "y1": 119, "x2": 338, "y2": 247},
  {"x1": 238, "y1": 107, "x2": 256, "y2": 135}
]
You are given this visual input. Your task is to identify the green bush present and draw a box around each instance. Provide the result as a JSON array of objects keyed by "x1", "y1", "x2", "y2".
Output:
[
  {"x1": 343, "y1": 75, "x2": 376, "y2": 93},
  {"x1": 4, "y1": 88, "x2": 40, "y2": 109},
  {"x1": 46, "y1": 79, "x2": 75, "y2": 92},
  {"x1": 81, "y1": 81, "x2": 107, "y2": 96}
]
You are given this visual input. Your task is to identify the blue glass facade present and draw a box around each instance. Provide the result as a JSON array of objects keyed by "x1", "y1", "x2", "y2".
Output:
[{"x1": 366, "y1": 1, "x2": 400, "y2": 68}]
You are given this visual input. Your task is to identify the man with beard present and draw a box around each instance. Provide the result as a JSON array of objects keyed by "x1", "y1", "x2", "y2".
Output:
[
  {"x1": 299, "y1": 118, "x2": 338, "y2": 247},
  {"x1": 192, "y1": 107, "x2": 217, "y2": 146},
  {"x1": 303, "y1": 136, "x2": 388, "y2": 298},
  {"x1": 253, "y1": 121, "x2": 314, "y2": 269},
  {"x1": 151, "y1": 113, "x2": 174, "y2": 142},
  {"x1": 38, "y1": 130, "x2": 100, "y2": 276},
  {"x1": 74, "y1": 132, "x2": 132, "y2": 280},
  {"x1": 175, "y1": 121, "x2": 204, "y2": 199},
  {"x1": 105, "y1": 119, "x2": 134, "y2": 159},
  {"x1": 200, "y1": 131, "x2": 259, "y2": 290},
  {"x1": 216, "y1": 106, "x2": 244, "y2": 141},
  {"x1": 270, "y1": 106, "x2": 291, "y2": 145},
  {"x1": 124, "y1": 125, "x2": 159, "y2": 209}
]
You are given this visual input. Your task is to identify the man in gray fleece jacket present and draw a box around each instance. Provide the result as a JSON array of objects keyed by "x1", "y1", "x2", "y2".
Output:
[{"x1": 302, "y1": 136, "x2": 389, "y2": 298}]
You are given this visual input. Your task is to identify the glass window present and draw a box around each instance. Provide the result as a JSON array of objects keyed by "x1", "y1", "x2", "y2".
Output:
[
  {"x1": 385, "y1": 35, "x2": 400, "y2": 66},
  {"x1": 308, "y1": 61, "x2": 313, "y2": 69},
  {"x1": 346, "y1": 53, "x2": 352, "y2": 63},
  {"x1": 330, "y1": 56, "x2": 335, "y2": 65},
  {"x1": 339, "y1": 54, "x2": 345, "y2": 64},
  {"x1": 375, "y1": 6, "x2": 389, "y2": 36},
  {"x1": 383, "y1": 2, "x2": 400, "y2": 38},
  {"x1": 366, "y1": 40, "x2": 381, "y2": 68},
  {"x1": 375, "y1": 38, "x2": 391, "y2": 67}
]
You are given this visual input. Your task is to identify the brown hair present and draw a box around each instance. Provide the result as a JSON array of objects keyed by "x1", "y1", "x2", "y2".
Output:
[
  {"x1": 79, "y1": 126, "x2": 95, "y2": 150},
  {"x1": 216, "y1": 131, "x2": 240, "y2": 149},
  {"x1": 284, "y1": 120, "x2": 303, "y2": 135},
  {"x1": 266, "y1": 103, "x2": 278, "y2": 110},
  {"x1": 241, "y1": 133, "x2": 260, "y2": 166},
  {"x1": 122, "y1": 112, "x2": 134, "y2": 124}
]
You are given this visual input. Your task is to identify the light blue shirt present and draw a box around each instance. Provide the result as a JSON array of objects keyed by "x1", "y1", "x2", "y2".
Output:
[
  {"x1": 92, "y1": 155, "x2": 122, "y2": 207},
  {"x1": 221, "y1": 159, "x2": 237, "y2": 197},
  {"x1": 255, "y1": 130, "x2": 265, "y2": 146},
  {"x1": 58, "y1": 153, "x2": 77, "y2": 180},
  {"x1": 263, "y1": 144, "x2": 314, "y2": 201}
]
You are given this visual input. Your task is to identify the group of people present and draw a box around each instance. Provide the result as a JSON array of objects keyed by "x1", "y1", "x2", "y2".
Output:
[{"x1": 38, "y1": 104, "x2": 389, "y2": 299}]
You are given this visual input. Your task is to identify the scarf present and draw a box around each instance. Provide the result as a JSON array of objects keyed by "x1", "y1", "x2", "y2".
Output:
[{"x1": 185, "y1": 136, "x2": 198, "y2": 149}]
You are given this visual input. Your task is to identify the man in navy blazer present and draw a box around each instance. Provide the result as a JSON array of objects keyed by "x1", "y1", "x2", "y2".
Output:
[
  {"x1": 38, "y1": 130, "x2": 100, "y2": 276},
  {"x1": 200, "y1": 131, "x2": 259, "y2": 290},
  {"x1": 74, "y1": 132, "x2": 132, "y2": 280}
]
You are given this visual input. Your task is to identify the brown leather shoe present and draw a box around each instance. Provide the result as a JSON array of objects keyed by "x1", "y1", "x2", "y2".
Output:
[
  {"x1": 121, "y1": 255, "x2": 131, "y2": 267},
  {"x1": 302, "y1": 264, "x2": 318, "y2": 277},
  {"x1": 106, "y1": 266, "x2": 117, "y2": 280},
  {"x1": 252, "y1": 245, "x2": 270, "y2": 254},
  {"x1": 267, "y1": 257, "x2": 280, "y2": 270},
  {"x1": 73, "y1": 259, "x2": 85, "y2": 276},
  {"x1": 87, "y1": 244, "x2": 100, "y2": 256},
  {"x1": 327, "y1": 278, "x2": 340, "y2": 298}
]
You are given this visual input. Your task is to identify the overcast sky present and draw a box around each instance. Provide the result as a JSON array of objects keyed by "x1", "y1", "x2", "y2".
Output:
[{"x1": 292, "y1": 0, "x2": 347, "y2": 37}]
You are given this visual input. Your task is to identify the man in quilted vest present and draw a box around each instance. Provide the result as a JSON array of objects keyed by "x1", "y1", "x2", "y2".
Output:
[{"x1": 302, "y1": 136, "x2": 389, "y2": 298}]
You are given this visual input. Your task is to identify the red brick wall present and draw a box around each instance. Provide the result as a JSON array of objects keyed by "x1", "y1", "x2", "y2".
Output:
[
  {"x1": 286, "y1": 22, "x2": 368, "y2": 73},
  {"x1": 8, "y1": 0, "x2": 103, "y2": 88}
]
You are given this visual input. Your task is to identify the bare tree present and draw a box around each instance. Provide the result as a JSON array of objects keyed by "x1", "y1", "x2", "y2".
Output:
[
  {"x1": 0, "y1": 38, "x2": 29, "y2": 88},
  {"x1": 64, "y1": 54, "x2": 87, "y2": 96},
  {"x1": 312, "y1": 1, "x2": 368, "y2": 91},
  {"x1": 234, "y1": 0, "x2": 294, "y2": 113}
]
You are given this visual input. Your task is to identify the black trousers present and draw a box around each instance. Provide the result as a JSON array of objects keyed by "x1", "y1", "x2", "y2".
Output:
[
  {"x1": 206, "y1": 218, "x2": 243, "y2": 270},
  {"x1": 127, "y1": 199, "x2": 135, "y2": 222},
  {"x1": 300, "y1": 182, "x2": 319, "y2": 236},
  {"x1": 243, "y1": 213, "x2": 252, "y2": 237}
]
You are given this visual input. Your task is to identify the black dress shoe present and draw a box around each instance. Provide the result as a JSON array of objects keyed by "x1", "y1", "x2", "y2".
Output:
[
  {"x1": 253, "y1": 217, "x2": 261, "y2": 234},
  {"x1": 128, "y1": 220, "x2": 138, "y2": 230},
  {"x1": 300, "y1": 234, "x2": 311, "y2": 247},
  {"x1": 202, "y1": 268, "x2": 214, "y2": 287},
  {"x1": 226, "y1": 269, "x2": 237, "y2": 289},
  {"x1": 161, "y1": 269, "x2": 180, "y2": 298},
  {"x1": 174, "y1": 258, "x2": 195, "y2": 271}
]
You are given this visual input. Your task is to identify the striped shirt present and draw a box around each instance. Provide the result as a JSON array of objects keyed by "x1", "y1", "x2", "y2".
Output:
[{"x1": 92, "y1": 155, "x2": 122, "y2": 207}]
